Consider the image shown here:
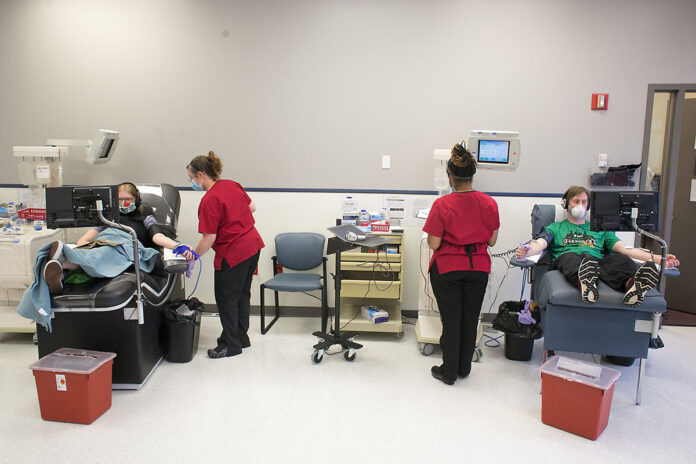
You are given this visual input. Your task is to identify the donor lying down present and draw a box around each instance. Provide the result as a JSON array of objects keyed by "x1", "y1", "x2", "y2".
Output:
[{"x1": 17, "y1": 182, "x2": 189, "y2": 330}]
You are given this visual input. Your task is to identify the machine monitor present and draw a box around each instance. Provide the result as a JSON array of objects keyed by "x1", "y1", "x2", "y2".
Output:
[
  {"x1": 477, "y1": 139, "x2": 510, "y2": 164},
  {"x1": 466, "y1": 130, "x2": 520, "y2": 170},
  {"x1": 86, "y1": 129, "x2": 120, "y2": 164},
  {"x1": 590, "y1": 191, "x2": 660, "y2": 232},
  {"x1": 46, "y1": 185, "x2": 119, "y2": 229}
]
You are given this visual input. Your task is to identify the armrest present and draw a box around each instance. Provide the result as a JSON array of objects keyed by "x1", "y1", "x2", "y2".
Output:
[
  {"x1": 510, "y1": 256, "x2": 536, "y2": 268},
  {"x1": 162, "y1": 248, "x2": 188, "y2": 274}
]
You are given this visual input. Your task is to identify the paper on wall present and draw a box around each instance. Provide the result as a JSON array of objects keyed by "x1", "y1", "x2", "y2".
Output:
[{"x1": 384, "y1": 195, "x2": 406, "y2": 219}]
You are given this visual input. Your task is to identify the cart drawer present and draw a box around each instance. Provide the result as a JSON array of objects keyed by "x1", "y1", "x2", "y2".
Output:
[
  {"x1": 341, "y1": 252, "x2": 401, "y2": 262},
  {"x1": 340, "y1": 280, "x2": 401, "y2": 299}
]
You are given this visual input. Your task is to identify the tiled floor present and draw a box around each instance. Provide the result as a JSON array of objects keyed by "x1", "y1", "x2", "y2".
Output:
[{"x1": 1, "y1": 316, "x2": 695, "y2": 463}]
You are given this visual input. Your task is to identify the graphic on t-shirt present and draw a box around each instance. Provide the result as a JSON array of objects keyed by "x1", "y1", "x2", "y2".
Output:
[{"x1": 561, "y1": 231, "x2": 597, "y2": 249}]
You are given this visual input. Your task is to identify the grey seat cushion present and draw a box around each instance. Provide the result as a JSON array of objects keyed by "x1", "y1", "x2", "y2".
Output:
[
  {"x1": 263, "y1": 273, "x2": 322, "y2": 292},
  {"x1": 537, "y1": 270, "x2": 666, "y2": 313}
]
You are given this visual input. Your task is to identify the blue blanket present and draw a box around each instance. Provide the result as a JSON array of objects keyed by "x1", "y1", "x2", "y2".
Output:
[{"x1": 17, "y1": 229, "x2": 161, "y2": 331}]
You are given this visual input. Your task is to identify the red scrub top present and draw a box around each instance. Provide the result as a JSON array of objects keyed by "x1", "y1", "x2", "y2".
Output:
[
  {"x1": 422, "y1": 191, "x2": 499, "y2": 274},
  {"x1": 198, "y1": 180, "x2": 265, "y2": 270}
]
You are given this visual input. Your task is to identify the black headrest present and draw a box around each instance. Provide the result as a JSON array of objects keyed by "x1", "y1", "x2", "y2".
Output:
[{"x1": 136, "y1": 184, "x2": 181, "y2": 228}]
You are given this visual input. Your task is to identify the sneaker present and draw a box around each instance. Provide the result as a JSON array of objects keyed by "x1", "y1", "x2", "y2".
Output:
[
  {"x1": 207, "y1": 346, "x2": 241, "y2": 359},
  {"x1": 578, "y1": 257, "x2": 600, "y2": 303},
  {"x1": 48, "y1": 241, "x2": 64, "y2": 262},
  {"x1": 623, "y1": 262, "x2": 660, "y2": 306},
  {"x1": 43, "y1": 260, "x2": 63, "y2": 293},
  {"x1": 431, "y1": 365, "x2": 455, "y2": 385}
]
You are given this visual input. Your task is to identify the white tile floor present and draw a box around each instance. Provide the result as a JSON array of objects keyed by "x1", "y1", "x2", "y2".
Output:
[{"x1": 1, "y1": 316, "x2": 695, "y2": 463}]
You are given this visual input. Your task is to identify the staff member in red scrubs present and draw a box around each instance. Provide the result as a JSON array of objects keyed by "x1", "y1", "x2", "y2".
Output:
[
  {"x1": 423, "y1": 142, "x2": 499, "y2": 385},
  {"x1": 185, "y1": 151, "x2": 265, "y2": 358}
]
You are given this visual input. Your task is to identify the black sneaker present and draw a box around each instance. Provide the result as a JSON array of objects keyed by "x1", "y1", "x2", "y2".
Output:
[
  {"x1": 43, "y1": 259, "x2": 63, "y2": 293},
  {"x1": 578, "y1": 257, "x2": 600, "y2": 303},
  {"x1": 624, "y1": 262, "x2": 659, "y2": 306},
  {"x1": 207, "y1": 346, "x2": 241, "y2": 358},
  {"x1": 431, "y1": 365, "x2": 455, "y2": 385}
]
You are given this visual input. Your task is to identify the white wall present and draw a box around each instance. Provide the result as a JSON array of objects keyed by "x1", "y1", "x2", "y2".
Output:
[
  {"x1": 173, "y1": 190, "x2": 543, "y2": 312},
  {"x1": 2, "y1": 0, "x2": 696, "y2": 192}
]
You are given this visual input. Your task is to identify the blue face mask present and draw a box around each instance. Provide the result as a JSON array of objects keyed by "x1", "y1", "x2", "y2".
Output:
[{"x1": 191, "y1": 178, "x2": 203, "y2": 191}]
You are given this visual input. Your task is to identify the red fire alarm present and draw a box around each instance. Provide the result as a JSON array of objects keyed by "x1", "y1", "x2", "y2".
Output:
[{"x1": 591, "y1": 93, "x2": 609, "y2": 110}]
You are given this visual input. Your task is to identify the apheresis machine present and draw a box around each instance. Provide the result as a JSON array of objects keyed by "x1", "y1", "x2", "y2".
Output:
[
  {"x1": 416, "y1": 130, "x2": 521, "y2": 357},
  {"x1": 1, "y1": 130, "x2": 119, "y2": 333}
]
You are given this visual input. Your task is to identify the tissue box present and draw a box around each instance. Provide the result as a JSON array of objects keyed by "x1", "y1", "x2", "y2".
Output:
[{"x1": 361, "y1": 306, "x2": 388, "y2": 323}]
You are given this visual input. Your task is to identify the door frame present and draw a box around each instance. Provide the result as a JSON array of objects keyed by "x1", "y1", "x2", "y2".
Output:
[{"x1": 640, "y1": 84, "x2": 696, "y2": 246}]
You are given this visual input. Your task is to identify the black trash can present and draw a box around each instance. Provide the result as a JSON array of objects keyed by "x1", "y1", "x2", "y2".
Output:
[
  {"x1": 504, "y1": 333, "x2": 534, "y2": 361},
  {"x1": 163, "y1": 301, "x2": 202, "y2": 363}
]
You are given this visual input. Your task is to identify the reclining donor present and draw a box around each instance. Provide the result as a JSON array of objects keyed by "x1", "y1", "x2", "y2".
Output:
[
  {"x1": 18, "y1": 182, "x2": 190, "y2": 329},
  {"x1": 515, "y1": 185, "x2": 680, "y2": 306}
]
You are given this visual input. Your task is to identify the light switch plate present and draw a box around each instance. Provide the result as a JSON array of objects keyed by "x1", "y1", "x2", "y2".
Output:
[{"x1": 382, "y1": 155, "x2": 391, "y2": 169}]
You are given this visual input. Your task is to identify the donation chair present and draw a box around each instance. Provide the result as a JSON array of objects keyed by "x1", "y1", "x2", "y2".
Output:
[
  {"x1": 36, "y1": 184, "x2": 187, "y2": 389},
  {"x1": 513, "y1": 204, "x2": 670, "y2": 404},
  {"x1": 260, "y1": 233, "x2": 328, "y2": 334}
]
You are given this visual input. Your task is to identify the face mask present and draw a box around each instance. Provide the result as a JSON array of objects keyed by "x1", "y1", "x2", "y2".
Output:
[
  {"x1": 570, "y1": 205, "x2": 586, "y2": 219},
  {"x1": 191, "y1": 178, "x2": 203, "y2": 191},
  {"x1": 119, "y1": 200, "x2": 136, "y2": 214}
]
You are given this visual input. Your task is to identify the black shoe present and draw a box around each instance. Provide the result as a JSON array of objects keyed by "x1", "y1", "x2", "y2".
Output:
[
  {"x1": 623, "y1": 262, "x2": 659, "y2": 306},
  {"x1": 207, "y1": 346, "x2": 241, "y2": 359},
  {"x1": 431, "y1": 365, "x2": 455, "y2": 385},
  {"x1": 602, "y1": 355, "x2": 635, "y2": 367},
  {"x1": 240, "y1": 335, "x2": 251, "y2": 348},
  {"x1": 578, "y1": 257, "x2": 600, "y2": 303}
]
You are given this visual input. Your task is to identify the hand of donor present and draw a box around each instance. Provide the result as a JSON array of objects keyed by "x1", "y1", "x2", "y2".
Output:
[{"x1": 516, "y1": 244, "x2": 531, "y2": 259}]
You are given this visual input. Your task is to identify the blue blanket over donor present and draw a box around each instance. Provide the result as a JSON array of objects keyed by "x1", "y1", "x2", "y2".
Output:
[{"x1": 17, "y1": 228, "x2": 161, "y2": 331}]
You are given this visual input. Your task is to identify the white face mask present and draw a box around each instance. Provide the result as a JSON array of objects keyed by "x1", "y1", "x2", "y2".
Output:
[{"x1": 570, "y1": 204, "x2": 587, "y2": 219}]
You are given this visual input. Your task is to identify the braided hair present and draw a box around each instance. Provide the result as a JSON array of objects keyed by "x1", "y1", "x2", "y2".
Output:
[
  {"x1": 447, "y1": 142, "x2": 477, "y2": 183},
  {"x1": 187, "y1": 151, "x2": 223, "y2": 181}
]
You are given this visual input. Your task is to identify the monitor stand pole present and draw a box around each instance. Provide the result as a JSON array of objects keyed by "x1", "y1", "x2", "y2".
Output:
[{"x1": 311, "y1": 237, "x2": 362, "y2": 363}]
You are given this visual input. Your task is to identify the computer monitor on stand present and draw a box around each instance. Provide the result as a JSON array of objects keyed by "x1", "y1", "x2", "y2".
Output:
[
  {"x1": 45, "y1": 185, "x2": 119, "y2": 229},
  {"x1": 590, "y1": 191, "x2": 660, "y2": 233}
]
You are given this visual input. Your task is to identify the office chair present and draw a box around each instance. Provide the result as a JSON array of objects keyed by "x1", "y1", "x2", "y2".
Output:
[
  {"x1": 513, "y1": 204, "x2": 670, "y2": 404},
  {"x1": 260, "y1": 232, "x2": 328, "y2": 334}
]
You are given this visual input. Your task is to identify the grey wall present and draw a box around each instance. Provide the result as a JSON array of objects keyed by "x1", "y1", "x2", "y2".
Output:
[{"x1": 2, "y1": 0, "x2": 696, "y2": 192}]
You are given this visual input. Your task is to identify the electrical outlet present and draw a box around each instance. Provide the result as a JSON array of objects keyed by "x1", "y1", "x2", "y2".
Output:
[{"x1": 598, "y1": 153, "x2": 608, "y2": 169}]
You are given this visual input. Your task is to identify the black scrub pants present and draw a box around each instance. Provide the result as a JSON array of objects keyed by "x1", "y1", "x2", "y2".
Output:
[
  {"x1": 214, "y1": 251, "x2": 260, "y2": 355},
  {"x1": 549, "y1": 252, "x2": 637, "y2": 292},
  {"x1": 429, "y1": 261, "x2": 489, "y2": 382}
]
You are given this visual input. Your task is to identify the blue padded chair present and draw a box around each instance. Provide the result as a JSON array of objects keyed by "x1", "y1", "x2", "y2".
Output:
[
  {"x1": 260, "y1": 233, "x2": 328, "y2": 334},
  {"x1": 515, "y1": 204, "x2": 668, "y2": 404}
]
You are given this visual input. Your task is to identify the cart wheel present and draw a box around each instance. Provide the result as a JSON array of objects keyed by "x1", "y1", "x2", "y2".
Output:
[
  {"x1": 421, "y1": 343, "x2": 435, "y2": 356},
  {"x1": 472, "y1": 348, "x2": 483, "y2": 363},
  {"x1": 312, "y1": 350, "x2": 324, "y2": 364},
  {"x1": 343, "y1": 350, "x2": 356, "y2": 361},
  {"x1": 395, "y1": 331, "x2": 404, "y2": 339}
]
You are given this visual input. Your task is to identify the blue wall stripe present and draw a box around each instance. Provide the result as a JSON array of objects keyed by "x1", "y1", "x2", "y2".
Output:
[{"x1": 1, "y1": 184, "x2": 562, "y2": 198}]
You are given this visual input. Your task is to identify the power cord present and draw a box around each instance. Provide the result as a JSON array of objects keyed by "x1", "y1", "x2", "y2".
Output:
[
  {"x1": 341, "y1": 244, "x2": 397, "y2": 330},
  {"x1": 186, "y1": 257, "x2": 203, "y2": 299}
]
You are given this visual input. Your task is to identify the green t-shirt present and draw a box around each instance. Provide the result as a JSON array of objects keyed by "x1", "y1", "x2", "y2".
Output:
[{"x1": 544, "y1": 220, "x2": 621, "y2": 260}]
